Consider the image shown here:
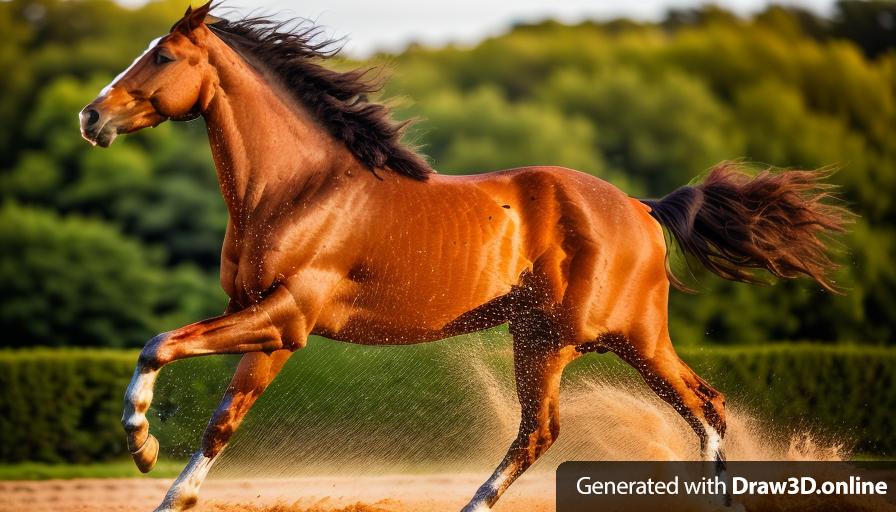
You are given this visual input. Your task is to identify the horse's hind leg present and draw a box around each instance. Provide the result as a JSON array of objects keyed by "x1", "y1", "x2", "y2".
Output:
[
  {"x1": 155, "y1": 349, "x2": 292, "y2": 512},
  {"x1": 613, "y1": 333, "x2": 727, "y2": 464},
  {"x1": 461, "y1": 327, "x2": 578, "y2": 512}
]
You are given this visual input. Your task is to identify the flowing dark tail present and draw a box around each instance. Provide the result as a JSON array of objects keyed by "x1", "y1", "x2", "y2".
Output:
[{"x1": 641, "y1": 162, "x2": 853, "y2": 293}]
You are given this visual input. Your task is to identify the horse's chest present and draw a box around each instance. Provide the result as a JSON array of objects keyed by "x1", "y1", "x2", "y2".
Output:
[
  {"x1": 220, "y1": 235, "x2": 288, "y2": 304},
  {"x1": 222, "y1": 219, "x2": 334, "y2": 304}
]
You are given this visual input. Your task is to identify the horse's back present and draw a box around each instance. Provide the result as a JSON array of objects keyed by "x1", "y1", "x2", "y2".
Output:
[
  {"x1": 435, "y1": 164, "x2": 655, "y2": 248},
  {"x1": 458, "y1": 165, "x2": 665, "y2": 269}
]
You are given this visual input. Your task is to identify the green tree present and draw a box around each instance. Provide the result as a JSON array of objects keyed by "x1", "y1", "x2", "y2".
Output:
[
  {"x1": 0, "y1": 202, "x2": 161, "y2": 347},
  {"x1": 407, "y1": 86, "x2": 607, "y2": 179},
  {"x1": 537, "y1": 67, "x2": 741, "y2": 195},
  {"x1": 0, "y1": 202, "x2": 226, "y2": 347}
]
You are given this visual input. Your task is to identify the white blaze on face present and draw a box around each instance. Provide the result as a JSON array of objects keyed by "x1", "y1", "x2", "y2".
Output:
[{"x1": 99, "y1": 36, "x2": 165, "y2": 98}]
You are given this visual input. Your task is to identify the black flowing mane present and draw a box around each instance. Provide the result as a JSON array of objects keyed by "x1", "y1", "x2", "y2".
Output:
[{"x1": 205, "y1": 15, "x2": 433, "y2": 180}]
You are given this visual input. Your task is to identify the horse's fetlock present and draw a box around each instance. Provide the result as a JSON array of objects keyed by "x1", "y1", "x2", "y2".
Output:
[
  {"x1": 176, "y1": 492, "x2": 199, "y2": 510},
  {"x1": 201, "y1": 438, "x2": 225, "y2": 459},
  {"x1": 122, "y1": 414, "x2": 146, "y2": 432}
]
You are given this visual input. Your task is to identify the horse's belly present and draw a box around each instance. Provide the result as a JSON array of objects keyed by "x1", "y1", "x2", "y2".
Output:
[
  {"x1": 315, "y1": 270, "x2": 517, "y2": 345},
  {"x1": 310, "y1": 180, "x2": 537, "y2": 343}
]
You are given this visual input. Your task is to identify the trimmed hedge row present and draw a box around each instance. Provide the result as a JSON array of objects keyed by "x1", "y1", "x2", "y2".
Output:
[
  {"x1": 1, "y1": 341, "x2": 894, "y2": 463},
  {"x1": 682, "y1": 345, "x2": 896, "y2": 454},
  {"x1": 1, "y1": 349, "x2": 138, "y2": 463},
  {"x1": 0, "y1": 349, "x2": 235, "y2": 463}
]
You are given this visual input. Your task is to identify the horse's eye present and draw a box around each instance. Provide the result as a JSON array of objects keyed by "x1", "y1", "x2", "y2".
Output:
[{"x1": 155, "y1": 50, "x2": 175, "y2": 65}]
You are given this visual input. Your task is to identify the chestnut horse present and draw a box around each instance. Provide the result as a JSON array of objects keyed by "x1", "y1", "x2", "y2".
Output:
[{"x1": 80, "y1": 4, "x2": 849, "y2": 511}]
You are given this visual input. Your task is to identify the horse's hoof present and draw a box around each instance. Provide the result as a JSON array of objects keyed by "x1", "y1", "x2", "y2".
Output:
[{"x1": 132, "y1": 433, "x2": 159, "y2": 473}]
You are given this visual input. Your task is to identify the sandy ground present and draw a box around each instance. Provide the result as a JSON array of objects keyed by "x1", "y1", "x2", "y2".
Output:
[{"x1": 0, "y1": 474, "x2": 555, "y2": 512}]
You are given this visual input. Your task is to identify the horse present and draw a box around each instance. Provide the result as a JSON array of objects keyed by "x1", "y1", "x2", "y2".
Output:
[{"x1": 79, "y1": 4, "x2": 850, "y2": 511}]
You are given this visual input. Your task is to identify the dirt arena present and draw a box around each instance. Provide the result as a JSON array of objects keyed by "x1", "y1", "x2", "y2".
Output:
[
  {"x1": 6, "y1": 470, "x2": 894, "y2": 512},
  {"x1": 0, "y1": 474, "x2": 554, "y2": 512}
]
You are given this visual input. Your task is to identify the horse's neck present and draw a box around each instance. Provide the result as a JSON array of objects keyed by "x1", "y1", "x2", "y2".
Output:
[{"x1": 202, "y1": 39, "x2": 356, "y2": 227}]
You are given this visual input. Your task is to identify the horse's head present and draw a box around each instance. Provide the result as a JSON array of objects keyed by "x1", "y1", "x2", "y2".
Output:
[{"x1": 80, "y1": 3, "x2": 218, "y2": 147}]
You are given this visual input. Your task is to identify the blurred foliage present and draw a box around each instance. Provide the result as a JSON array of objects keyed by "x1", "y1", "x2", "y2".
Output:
[
  {"x1": 685, "y1": 343, "x2": 896, "y2": 455},
  {"x1": 2, "y1": 342, "x2": 894, "y2": 463},
  {"x1": 0, "y1": 202, "x2": 161, "y2": 347},
  {"x1": 0, "y1": 348, "x2": 139, "y2": 462},
  {"x1": 0, "y1": 0, "x2": 894, "y2": 347},
  {"x1": 0, "y1": 203, "x2": 221, "y2": 346}
]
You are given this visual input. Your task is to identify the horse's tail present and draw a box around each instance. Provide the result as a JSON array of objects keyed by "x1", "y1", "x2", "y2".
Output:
[{"x1": 640, "y1": 162, "x2": 853, "y2": 293}]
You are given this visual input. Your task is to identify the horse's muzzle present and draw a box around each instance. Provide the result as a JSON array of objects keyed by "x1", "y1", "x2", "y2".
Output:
[{"x1": 79, "y1": 105, "x2": 117, "y2": 147}]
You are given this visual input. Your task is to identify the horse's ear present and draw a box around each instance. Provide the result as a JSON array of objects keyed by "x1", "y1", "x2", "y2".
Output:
[
  {"x1": 191, "y1": 1, "x2": 214, "y2": 21},
  {"x1": 173, "y1": 2, "x2": 215, "y2": 34}
]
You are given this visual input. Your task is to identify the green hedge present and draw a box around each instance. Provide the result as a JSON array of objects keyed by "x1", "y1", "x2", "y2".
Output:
[
  {"x1": 682, "y1": 345, "x2": 896, "y2": 455},
  {"x1": 1, "y1": 341, "x2": 893, "y2": 464},
  {"x1": 0, "y1": 349, "x2": 137, "y2": 463},
  {"x1": 0, "y1": 349, "x2": 235, "y2": 463}
]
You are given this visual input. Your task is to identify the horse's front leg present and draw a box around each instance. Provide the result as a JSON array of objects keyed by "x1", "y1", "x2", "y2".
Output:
[
  {"x1": 122, "y1": 284, "x2": 310, "y2": 474},
  {"x1": 155, "y1": 349, "x2": 293, "y2": 512}
]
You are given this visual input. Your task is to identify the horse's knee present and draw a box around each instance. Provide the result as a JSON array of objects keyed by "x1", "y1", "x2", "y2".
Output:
[{"x1": 138, "y1": 332, "x2": 172, "y2": 369}]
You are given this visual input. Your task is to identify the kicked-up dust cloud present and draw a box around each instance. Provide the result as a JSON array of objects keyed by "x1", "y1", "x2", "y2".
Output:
[{"x1": 209, "y1": 331, "x2": 843, "y2": 481}]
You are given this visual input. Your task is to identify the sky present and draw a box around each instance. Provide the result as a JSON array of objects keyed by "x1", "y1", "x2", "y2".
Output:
[{"x1": 121, "y1": 0, "x2": 837, "y2": 56}]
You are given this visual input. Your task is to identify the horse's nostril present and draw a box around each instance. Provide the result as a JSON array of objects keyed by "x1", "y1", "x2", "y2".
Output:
[{"x1": 85, "y1": 109, "x2": 100, "y2": 127}]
